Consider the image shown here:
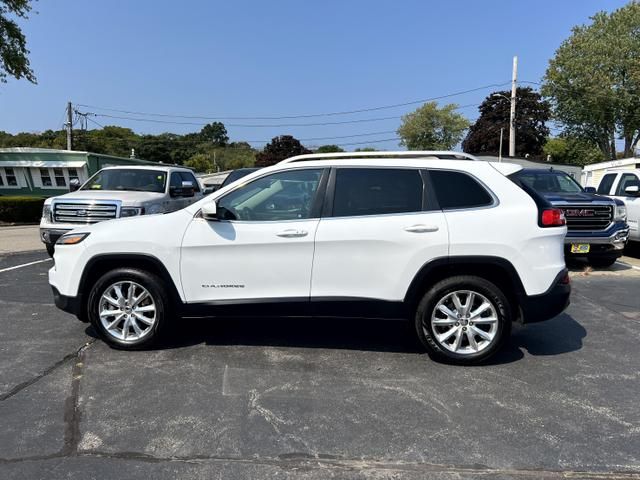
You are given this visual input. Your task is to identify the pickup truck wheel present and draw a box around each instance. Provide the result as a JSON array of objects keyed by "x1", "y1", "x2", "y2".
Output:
[
  {"x1": 46, "y1": 244, "x2": 55, "y2": 258},
  {"x1": 587, "y1": 256, "x2": 617, "y2": 268},
  {"x1": 415, "y1": 276, "x2": 511, "y2": 365},
  {"x1": 87, "y1": 268, "x2": 168, "y2": 350}
]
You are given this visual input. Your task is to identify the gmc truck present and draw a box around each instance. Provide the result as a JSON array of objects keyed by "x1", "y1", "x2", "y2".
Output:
[{"x1": 511, "y1": 168, "x2": 629, "y2": 267}]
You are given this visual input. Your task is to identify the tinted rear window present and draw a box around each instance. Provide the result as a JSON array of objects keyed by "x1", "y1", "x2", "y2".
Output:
[
  {"x1": 333, "y1": 168, "x2": 423, "y2": 217},
  {"x1": 429, "y1": 170, "x2": 493, "y2": 209}
]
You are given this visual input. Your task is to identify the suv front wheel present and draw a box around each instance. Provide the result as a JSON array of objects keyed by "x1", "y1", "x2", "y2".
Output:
[
  {"x1": 415, "y1": 276, "x2": 511, "y2": 365},
  {"x1": 87, "y1": 268, "x2": 169, "y2": 349}
]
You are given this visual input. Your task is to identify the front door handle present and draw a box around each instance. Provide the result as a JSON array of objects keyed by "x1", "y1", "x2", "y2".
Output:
[
  {"x1": 404, "y1": 224, "x2": 439, "y2": 233},
  {"x1": 276, "y1": 229, "x2": 308, "y2": 238}
]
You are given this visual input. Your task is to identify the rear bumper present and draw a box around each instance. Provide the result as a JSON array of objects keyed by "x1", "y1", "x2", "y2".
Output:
[{"x1": 519, "y1": 269, "x2": 571, "y2": 324}]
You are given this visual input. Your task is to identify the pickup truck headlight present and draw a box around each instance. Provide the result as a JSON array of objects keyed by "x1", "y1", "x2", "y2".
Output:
[
  {"x1": 120, "y1": 207, "x2": 144, "y2": 218},
  {"x1": 614, "y1": 204, "x2": 627, "y2": 222},
  {"x1": 56, "y1": 232, "x2": 90, "y2": 245},
  {"x1": 42, "y1": 205, "x2": 52, "y2": 222},
  {"x1": 146, "y1": 204, "x2": 165, "y2": 215}
]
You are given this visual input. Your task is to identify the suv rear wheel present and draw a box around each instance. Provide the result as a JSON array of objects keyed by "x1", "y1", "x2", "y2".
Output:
[
  {"x1": 415, "y1": 275, "x2": 511, "y2": 364},
  {"x1": 87, "y1": 268, "x2": 168, "y2": 349}
]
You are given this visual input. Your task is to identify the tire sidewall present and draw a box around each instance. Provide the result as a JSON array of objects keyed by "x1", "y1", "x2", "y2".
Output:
[
  {"x1": 88, "y1": 268, "x2": 167, "y2": 349},
  {"x1": 415, "y1": 276, "x2": 511, "y2": 364}
]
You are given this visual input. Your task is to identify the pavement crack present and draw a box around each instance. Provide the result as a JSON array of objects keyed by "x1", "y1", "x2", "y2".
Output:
[
  {"x1": 61, "y1": 341, "x2": 94, "y2": 456},
  {"x1": 0, "y1": 340, "x2": 95, "y2": 402}
]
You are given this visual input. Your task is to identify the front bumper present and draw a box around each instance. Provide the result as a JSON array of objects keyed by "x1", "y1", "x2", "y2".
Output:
[
  {"x1": 51, "y1": 285, "x2": 84, "y2": 319},
  {"x1": 519, "y1": 269, "x2": 571, "y2": 324},
  {"x1": 564, "y1": 226, "x2": 629, "y2": 258}
]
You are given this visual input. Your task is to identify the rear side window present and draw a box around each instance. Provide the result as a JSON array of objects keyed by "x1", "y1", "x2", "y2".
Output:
[
  {"x1": 597, "y1": 173, "x2": 616, "y2": 194},
  {"x1": 332, "y1": 168, "x2": 423, "y2": 217},
  {"x1": 429, "y1": 170, "x2": 493, "y2": 209}
]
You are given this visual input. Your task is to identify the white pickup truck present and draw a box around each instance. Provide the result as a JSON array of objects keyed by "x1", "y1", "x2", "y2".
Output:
[
  {"x1": 594, "y1": 169, "x2": 640, "y2": 243},
  {"x1": 40, "y1": 165, "x2": 203, "y2": 256}
]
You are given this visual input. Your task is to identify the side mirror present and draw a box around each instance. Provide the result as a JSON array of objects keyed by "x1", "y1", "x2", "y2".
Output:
[
  {"x1": 201, "y1": 202, "x2": 218, "y2": 221},
  {"x1": 170, "y1": 181, "x2": 195, "y2": 198},
  {"x1": 624, "y1": 185, "x2": 640, "y2": 196},
  {"x1": 584, "y1": 186, "x2": 596, "y2": 194},
  {"x1": 69, "y1": 178, "x2": 81, "y2": 192}
]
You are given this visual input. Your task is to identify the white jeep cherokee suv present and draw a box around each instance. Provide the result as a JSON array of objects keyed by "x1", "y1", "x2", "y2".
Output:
[{"x1": 49, "y1": 151, "x2": 570, "y2": 364}]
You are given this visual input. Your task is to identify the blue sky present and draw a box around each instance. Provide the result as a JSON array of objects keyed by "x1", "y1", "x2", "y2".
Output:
[{"x1": 0, "y1": 0, "x2": 630, "y2": 150}]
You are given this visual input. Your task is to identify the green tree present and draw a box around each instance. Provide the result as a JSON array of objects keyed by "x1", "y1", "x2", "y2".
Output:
[
  {"x1": 542, "y1": 136, "x2": 604, "y2": 166},
  {"x1": 316, "y1": 144, "x2": 344, "y2": 153},
  {"x1": 354, "y1": 147, "x2": 378, "y2": 152},
  {"x1": 199, "y1": 122, "x2": 228, "y2": 147},
  {"x1": 462, "y1": 87, "x2": 550, "y2": 157},
  {"x1": 255, "y1": 135, "x2": 310, "y2": 167},
  {"x1": 397, "y1": 102, "x2": 469, "y2": 150},
  {"x1": 542, "y1": 2, "x2": 640, "y2": 160},
  {"x1": 184, "y1": 153, "x2": 213, "y2": 172},
  {"x1": 0, "y1": 0, "x2": 36, "y2": 83}
]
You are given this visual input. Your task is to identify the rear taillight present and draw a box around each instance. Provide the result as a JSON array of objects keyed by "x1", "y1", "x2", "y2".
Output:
[{"x1": 541, "y1": 208, "x2": 566, "y2": 227}]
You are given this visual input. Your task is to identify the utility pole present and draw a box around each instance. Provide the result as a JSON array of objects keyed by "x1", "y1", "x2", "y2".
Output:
[
  {"x1": 66, "y1": 101, "x2": 73, "y2": 150},
  {"x1": 498, "y1": 127, "x2": 504, "y2": 162},
  {"x1": 509, "y1": 56, "x2": 518, "y2": 157}
]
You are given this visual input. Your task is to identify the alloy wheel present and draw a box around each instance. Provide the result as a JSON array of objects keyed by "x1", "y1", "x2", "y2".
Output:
[{"x1": 99, "y1": 281, "x2": 157, "y2": 342}]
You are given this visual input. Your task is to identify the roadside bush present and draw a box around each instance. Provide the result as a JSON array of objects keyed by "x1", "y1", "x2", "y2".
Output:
[{"x1": 0, "y1": 196, "x2": 45, "y2": 223}]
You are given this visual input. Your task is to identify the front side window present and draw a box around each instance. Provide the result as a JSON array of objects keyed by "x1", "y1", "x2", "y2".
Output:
[
  {"x1": 616, "y1": 173, "x2": 640, "y2": 196},
  {"x1": 597, "y1": 173, "x2": 617, "y2": 195},
  {"x1": 5, "y1": 168, "x2": 17, "y2": 186},
  {"x1": 180, "y1": 172, "x2": 200, "y2": 192},
  {"x1": 217, "y1": 168, "x2": 323, "y2": 221},
  {"x1": 82, "y1": 169, "x2": 166, "y2": 193},
  {"x1": 54, "y1": 168, "x2": 66, "y2": 187},
  {"x1": 430, "y1": 170, "x2": 493, "y2": 209}
]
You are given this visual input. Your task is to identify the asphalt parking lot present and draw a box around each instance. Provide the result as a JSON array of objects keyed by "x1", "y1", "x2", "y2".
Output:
[{"x1": 1, "y1": 246, "x2": 640, "y2": 479}]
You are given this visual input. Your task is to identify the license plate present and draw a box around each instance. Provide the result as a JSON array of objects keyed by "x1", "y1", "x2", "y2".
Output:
[{"x1": 571, "y1": 244, "x2": 590, "y2": 254}]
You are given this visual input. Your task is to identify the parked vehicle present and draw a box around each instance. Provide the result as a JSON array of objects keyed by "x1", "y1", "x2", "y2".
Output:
[
  {"x1": 511, "y1": 168, "x2": 629, "y2": 268},
  {"x1": 595, "y1": 168, "x2": 640, "y2": 244},
  {"x1": 40, "y1": 165, "x2": 203, "y2": 256},
  {"x1": 49, "y1": 151, "x2": 570, "y2": 364},
  {"x1": 219, "y1": 168, "x2": 260, "y2": 189}
]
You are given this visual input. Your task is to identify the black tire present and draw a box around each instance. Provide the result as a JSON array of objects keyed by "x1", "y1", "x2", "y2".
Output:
[
  {"x1": 587, "y1": 256, "x2": 617, "y2": 268},
  {"x1": 87, "y1": 268, "x2": 169, "y2": 350},
  {"x1": 415, "y1": 275, "x2": 511, "y2": 365},
  {"x1": 46, "y1": 244, "x2": 55, "y2": 258}
]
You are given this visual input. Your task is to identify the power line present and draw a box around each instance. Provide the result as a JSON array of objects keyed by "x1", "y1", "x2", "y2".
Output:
[{"x1": 75, "y1": 82, "x2": 509, "y2": 121}]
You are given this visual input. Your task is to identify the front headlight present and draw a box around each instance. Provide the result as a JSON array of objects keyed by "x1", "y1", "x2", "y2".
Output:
[
  {"x1": 120, "y1": 207, "x2": 144, "y2": 218},
  {"x1": 614, "y1": 204, "x2": 627, "y2": 222},
  {"x1": 57, "y1": 232, "x2": 90, "y2": 245},
  {"x1": 42, "y1": 205, "x2": 52, "y2": 222}
]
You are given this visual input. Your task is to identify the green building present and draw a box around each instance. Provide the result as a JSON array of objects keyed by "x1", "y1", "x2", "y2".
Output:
[{"x1": 0, "y1": 148, "x2": 157, "y2": 197}]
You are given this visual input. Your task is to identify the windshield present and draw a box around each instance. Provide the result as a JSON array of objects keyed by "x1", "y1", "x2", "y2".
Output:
[
  {"x1": 514, "y1": 171, "x2": 583, "y2": 194},
  {"x1": 81, "y1": 169, "x2": 167, "y2": 193}
]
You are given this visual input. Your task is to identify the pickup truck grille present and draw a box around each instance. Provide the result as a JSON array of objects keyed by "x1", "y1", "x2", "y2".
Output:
[
  {"x1": 53, "y1": 202, "x2": 118, "y2": 224},
  {"x1": 559, "y1": 204, "x2": 613, "y2": 231}
]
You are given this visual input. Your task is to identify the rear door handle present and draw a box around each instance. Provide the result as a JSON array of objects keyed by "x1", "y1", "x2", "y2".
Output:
[
  {"x1": 404, "y1": 224, "x2": 439, "y2": 233},
  {"x1": 276, "y1": 229, "x2": 308, "y2": 238}
]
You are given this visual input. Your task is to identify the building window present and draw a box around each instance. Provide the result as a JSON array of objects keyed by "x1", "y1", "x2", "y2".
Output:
[
  {"x1": 68, "y1": 168, "x2": 79, "y2": 183},
  {"x1": 40, "y1": 168, "x2": 53, "y2": 187},
  {"x1": 5, "y1": 168, "x2": 18, "y2": 186},
  {"x1": 53, "y1": 168, "x2": 66, "y2": 187}
]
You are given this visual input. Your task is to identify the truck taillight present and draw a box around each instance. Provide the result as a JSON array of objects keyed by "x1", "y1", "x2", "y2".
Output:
[{"x1": 541, "y1": 208, "x2": 566, "y2": 227}]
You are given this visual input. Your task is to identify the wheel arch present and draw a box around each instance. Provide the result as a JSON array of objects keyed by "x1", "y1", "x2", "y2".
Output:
[
  {"x1": 404, "y1": 256, "x2": 527, "y2": 322},
  {"x1": 78, "y1": 254, "x2": 184, "y2": 311}
]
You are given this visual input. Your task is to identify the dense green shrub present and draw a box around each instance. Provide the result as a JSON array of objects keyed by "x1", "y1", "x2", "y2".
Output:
[{"x1": 0, "y1": 196, "x2": 45, "y2": 223}]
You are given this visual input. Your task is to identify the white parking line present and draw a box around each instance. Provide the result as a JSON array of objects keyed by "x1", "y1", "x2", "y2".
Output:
[
  {"x1": 616, "y1": 261, "x2": 640, "y2": 271},
  {"x1": 0, "y1": 258, "x2": 51, "y2": 274}
]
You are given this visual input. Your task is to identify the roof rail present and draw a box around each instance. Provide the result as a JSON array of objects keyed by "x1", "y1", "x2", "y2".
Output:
[{"x1": 279, "y1": 150, "x2": 481, "y2": 164}]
